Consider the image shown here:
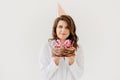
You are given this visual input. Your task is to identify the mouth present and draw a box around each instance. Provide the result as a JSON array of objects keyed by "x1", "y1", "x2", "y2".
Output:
[
  {"x1": 61, "y1": 33, "x2": 66, "y2": 35},
  {"x1": 61, "y1": 34, "x2": 66, "y2": 36}
]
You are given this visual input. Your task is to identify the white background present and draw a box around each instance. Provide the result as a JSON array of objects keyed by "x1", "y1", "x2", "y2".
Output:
[{"x1": 0, "y1": 0, "x2": 120, "y2": 80}]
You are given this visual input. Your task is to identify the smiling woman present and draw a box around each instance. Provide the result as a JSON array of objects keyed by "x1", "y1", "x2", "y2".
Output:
[
  {"x1": 38, "y1": 3, "x2": 84, "y2": 80},
  {"x1": 39, "y1": 15, "x2": 84, "y2": 80}
]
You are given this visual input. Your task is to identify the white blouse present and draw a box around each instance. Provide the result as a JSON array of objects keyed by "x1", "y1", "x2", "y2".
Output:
[{"x1": 39, "y1": 40, "x2": 84, "y2": 80}]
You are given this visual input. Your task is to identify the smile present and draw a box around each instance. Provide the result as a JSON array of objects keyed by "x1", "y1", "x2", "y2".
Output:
[{"x1": 61, "y1": 34, "x2": 66, "y2": 35}]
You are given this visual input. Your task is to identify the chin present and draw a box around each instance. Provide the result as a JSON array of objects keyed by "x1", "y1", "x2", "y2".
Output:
[{"x1": 58, "y1": 36, "x2": 68, "y2": 40}]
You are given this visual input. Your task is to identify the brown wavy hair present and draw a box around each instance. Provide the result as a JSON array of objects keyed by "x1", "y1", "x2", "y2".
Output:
[{"x1": 49, "y1": 15, "x2": 79, "y2": 49}]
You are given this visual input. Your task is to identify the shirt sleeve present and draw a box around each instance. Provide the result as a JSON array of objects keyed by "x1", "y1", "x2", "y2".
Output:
[
  {"x1": 65, "y1": 45, "x2": 84, "y2": 80},
  {"x1": 39, "y1": 42, "x2": 58, "y2": 80}
]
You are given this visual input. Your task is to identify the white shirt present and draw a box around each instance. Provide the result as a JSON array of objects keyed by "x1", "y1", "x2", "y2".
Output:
[{"x1": 39, "y1": 40, "x2": 84, "y2": 80}]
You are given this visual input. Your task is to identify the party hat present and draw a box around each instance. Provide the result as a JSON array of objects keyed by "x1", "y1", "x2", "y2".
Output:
[{"x1": 57, "y1": 3, "x2": 67, "y2": 17}]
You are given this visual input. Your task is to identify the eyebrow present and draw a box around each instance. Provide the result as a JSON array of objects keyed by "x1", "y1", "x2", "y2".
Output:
[{"x1": 58, "y1": 24, "x2": 68, "y2": 27}]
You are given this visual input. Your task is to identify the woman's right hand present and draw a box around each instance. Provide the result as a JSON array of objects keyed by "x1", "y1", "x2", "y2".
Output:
[{"x1": 52, "y1": 56, "x2": 61, "y2": 65}]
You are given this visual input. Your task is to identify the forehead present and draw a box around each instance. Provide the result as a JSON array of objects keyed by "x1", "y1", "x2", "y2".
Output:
[{"x1": 57, "y1": 20, "x2": 68, "y2": 26}]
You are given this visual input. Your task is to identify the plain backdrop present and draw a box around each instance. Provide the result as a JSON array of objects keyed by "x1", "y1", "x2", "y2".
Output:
[{"x1": 0, "y1": 0, "x2": 120, "y2": 80}]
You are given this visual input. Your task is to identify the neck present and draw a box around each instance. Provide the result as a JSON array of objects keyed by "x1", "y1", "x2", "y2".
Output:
[
  {"x1": 60, "y1": 39, "x2": 66, "y2": 42},
  {"x1": 57, "y1": 39, "x2": 66, "y2": 43}
]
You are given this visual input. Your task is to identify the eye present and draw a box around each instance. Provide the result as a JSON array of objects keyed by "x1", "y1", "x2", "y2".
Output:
[
  {"x1": 58, "y1": 25, "x2": 63, "y2": 28},
  {"x1": 65, "y1": 26, "x2": 69, "y2": 29}
]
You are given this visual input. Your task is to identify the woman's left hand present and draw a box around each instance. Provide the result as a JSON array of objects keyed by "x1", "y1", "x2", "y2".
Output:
[{"x1": 67, "y1": 56, "x2": 75, "y2": 65}]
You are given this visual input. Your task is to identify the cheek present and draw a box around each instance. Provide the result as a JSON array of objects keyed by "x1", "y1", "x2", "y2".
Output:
[
  {"x1": 56, "y1": 28, "x2": 59, "y2": 34},
  {"x1": 56, "y1": 29, "x2": 61, "y2": 36},
  {"x1": 67, "y1": 30, "x2": 70, "y2": 35}
]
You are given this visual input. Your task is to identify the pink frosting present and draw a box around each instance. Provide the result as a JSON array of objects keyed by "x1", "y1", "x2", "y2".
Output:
[{"x1": 55, "y1": 39, "x2": 74, "y2": 48}]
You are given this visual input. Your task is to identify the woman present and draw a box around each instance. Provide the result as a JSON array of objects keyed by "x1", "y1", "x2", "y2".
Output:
[{"x1": 39, "y1": 15, "x2": 84, "y2": 80}]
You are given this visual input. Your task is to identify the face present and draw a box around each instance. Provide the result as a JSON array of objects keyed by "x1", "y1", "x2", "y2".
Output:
[{"x1": 56, "y1": 20, "x2": 70, "y2": 41}]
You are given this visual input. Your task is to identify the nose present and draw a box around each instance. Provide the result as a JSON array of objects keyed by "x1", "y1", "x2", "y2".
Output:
[{"x1": 61, "y1": 28, "x2": 66, "y2": 32}]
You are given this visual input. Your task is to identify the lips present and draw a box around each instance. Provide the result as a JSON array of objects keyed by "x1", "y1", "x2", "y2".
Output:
[{"x1": 61, "y1": 33, "x2": 66, "y2": 35}]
